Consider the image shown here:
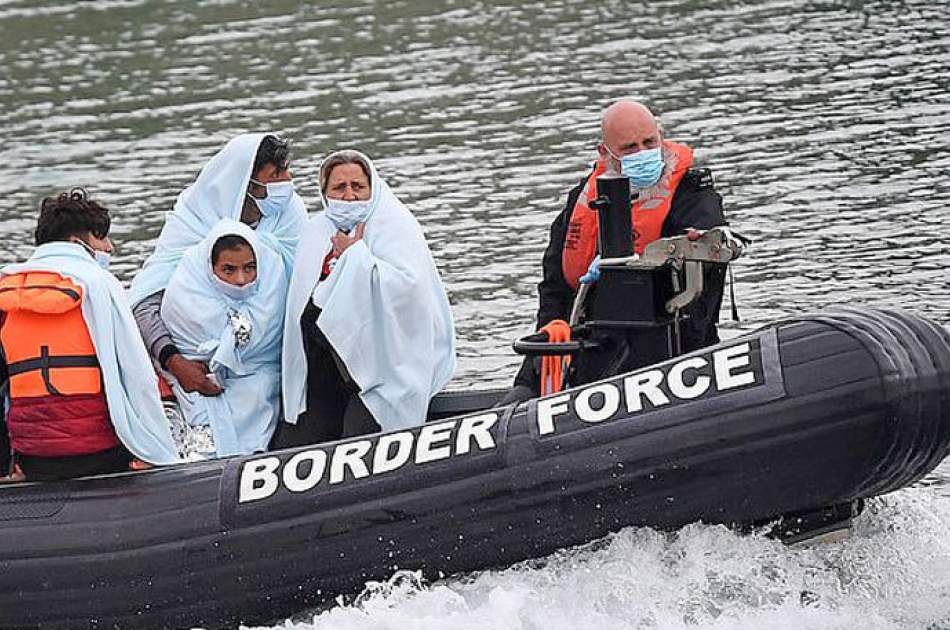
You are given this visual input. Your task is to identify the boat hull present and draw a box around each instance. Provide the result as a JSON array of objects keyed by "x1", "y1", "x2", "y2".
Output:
[{"x1": 1, "y1": 308, "x2": 948, "y2": 630}]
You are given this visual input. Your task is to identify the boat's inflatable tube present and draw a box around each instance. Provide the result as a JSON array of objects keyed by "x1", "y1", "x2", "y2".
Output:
[{"x1": 1, "y1": 308, "x2": 949, "y2": 630}]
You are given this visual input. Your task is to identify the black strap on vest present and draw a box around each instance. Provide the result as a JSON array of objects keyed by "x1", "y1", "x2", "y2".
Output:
[
  {"x1": 6, "y1": 346, "x2": 99, "y2": 397},
  {"x1": 0, "y1": 284, "x2": 80, "y2": 301}
]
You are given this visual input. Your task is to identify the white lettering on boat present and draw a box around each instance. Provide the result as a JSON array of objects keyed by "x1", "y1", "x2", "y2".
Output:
[
  {"x1": 536, "y1": 394, "x2": 571, "y2": 436},
  {"x1": 372, "y1": 432, "x2": 414, "y2": 474},
  {"x1": 330, "y1": 440, "x2": 372, "y2": 484},
  {"x1": 455, "y1": 412, "x2": 497, "y2": 455},
  {"x1": 624, "y1": 369, "x2": 670, "y2": 413},
  {"x1": 415, "y1": 420, "x2": 455, "y2": 464},
  {"x1": 575, "y1": 383, "x2": 621, "y2": 424},
  {"x1": 536, "y1": 342, "x2": 761, "y2": 437},
  {"x1": 283, "y1": 449, "x2": 328, "y2": 493},
  {"x1": 238, "y1": 411, "x2": 500, "y2": 504},
  {"x1": 668, "y1": 357, "x2": 711, "y2": 400},
  {"x1": 714, "y1": 342, "x2": 756, "y2": 390},
  {"x1": 239, "y1": 456, "x2": 281, "y2": 503}
]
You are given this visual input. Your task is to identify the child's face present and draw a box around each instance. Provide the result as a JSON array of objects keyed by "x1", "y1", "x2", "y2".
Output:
[{"x1": 213, "y1": 245, "x2": 257, "y2": 286}]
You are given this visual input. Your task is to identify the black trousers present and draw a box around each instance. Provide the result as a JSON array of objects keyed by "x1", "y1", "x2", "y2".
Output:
[
  {"x1": 270, "y1": 303, "x2": 379, "y2": 450},
  {"x1": 16, "y1": 444, "x2": 132, "y2": 482}
]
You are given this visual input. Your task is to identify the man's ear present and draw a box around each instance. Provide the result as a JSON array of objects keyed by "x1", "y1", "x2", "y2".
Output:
[{"x1": 597, "y1": 143, "x2": 608, "y2": 159}]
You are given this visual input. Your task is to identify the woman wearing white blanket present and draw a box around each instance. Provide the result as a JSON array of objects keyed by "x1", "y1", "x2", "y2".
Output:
[
  {"x1": 161, "y1": 219, "x2": 287, "y2": 457},
  {"x1": 276, "y1": 150, "x2": 456, "y2": 447}
]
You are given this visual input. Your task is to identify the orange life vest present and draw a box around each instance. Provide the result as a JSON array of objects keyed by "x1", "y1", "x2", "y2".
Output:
[
  {"x1": 0, "y1": 271, "x2": 102, "y2": 397},
  {"x1": 561, "y1": 141, "x2": 694, "y2": 289}
]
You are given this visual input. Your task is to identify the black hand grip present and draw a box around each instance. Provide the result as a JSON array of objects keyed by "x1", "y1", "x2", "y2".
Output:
[{"x1": 512, "y1": 332, "x2": 601, "y2": 356}]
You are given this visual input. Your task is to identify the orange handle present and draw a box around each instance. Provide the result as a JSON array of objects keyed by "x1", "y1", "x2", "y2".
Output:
[{"x1": 539, "y1": 320, "x2": 572, "y2": 396}]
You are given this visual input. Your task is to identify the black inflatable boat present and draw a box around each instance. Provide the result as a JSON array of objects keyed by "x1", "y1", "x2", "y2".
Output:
[
  {"x1": 2, "y1": 306, "x2": 950, "y2": 630},
  {"x1": 3, "y1": 175, "x2": 950, "y2": 629}
]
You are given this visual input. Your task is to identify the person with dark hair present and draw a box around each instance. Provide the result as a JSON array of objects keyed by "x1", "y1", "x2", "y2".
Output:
[
  {"x1": 130, "y1": 133, "x2": 306, "y2": 399},
  {"x1": 244, "y1": 135, "x2": 291, "y2": 227},
  {"x1": 159, "y1": 219, "x2": 287, "y2": 458},
  {"x1": 0, "y1": 189, "x2": 179, "y2": 481}
]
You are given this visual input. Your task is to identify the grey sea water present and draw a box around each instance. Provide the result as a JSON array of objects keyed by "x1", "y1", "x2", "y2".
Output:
[{"x1": 1, "y1": 0, "x2": 950, "y2": 627}]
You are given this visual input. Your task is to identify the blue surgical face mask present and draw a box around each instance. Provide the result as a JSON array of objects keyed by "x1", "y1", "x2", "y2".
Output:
[
  {"x1": 77, "y1": 238, "x2": 112, "y2": 271},
  {"x1": 94, "y1": 251, "x2": 112, "y2": 271},
  {"x1": 247, "y1": 179, "x2": 294, "y2": 218},
  {"x1": 325, "y1": 197, "x2": 372, "y2": 233},
  {"x1": 609, "y1": 147, "x2": 665, "y2": 188},
  {"x1": 212, "y1": 274, "x2": 257, "y2": 302}
]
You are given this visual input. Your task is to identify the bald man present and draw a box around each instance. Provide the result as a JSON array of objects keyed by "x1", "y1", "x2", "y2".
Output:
[{"x1": 511, "y1": 99, "x2": 728, "y2": 397}]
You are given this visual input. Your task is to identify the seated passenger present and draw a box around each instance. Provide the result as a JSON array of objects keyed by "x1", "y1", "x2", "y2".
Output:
[
  {"x1": 0, "y1": 189, "x2": 179, "y2": 481},
  {"x1": 274, "y1": 150, "x2": 456, "y2": 447},
  {"x1": 160, "y1": 219, "x2": 287, "y2": 458},
  {"x1": 130, "y1": 134, "x2": 306, "y2": 399}
]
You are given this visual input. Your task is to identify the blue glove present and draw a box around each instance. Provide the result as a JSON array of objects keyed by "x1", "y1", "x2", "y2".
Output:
[{"x1": 579, "y1": 255, "x2": 601, "y2": 284}]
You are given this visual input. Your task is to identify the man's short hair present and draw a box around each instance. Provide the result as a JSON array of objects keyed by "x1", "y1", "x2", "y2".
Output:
[
  {"x1": 35, "y1": 188, "x2": 111, "y2": 246},
  {"x1": 253, "y1": 135, "x2": 290, "y2": 177}
]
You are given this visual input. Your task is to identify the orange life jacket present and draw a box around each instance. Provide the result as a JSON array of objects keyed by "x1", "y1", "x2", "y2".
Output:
[
  {"x1": 561, "y1": 141, "x2": 694, "y2": 289},
  {"x1": 0, "y1": 271, "x2": 102, "y2": 397}
]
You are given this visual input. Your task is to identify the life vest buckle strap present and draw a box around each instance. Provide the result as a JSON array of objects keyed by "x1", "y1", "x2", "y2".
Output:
[
  {"x1": 7, "y1": 352, "x2": 100, "y2": 377},
  {"x1": 39, "y1": 346, "x2": 63, "y2": 397}
]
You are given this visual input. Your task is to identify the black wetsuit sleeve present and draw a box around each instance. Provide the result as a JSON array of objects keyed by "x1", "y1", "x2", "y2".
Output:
[
  {"x1": 662, "y1": 168, "x2": 726, "y2": 235},
  {"x1": 513, "y1": 179, "x2": 587, "y2": 391},
  {"x1": 535, "y1": 180, "x2": 587, "y2": 326},
  {"x1": 663, "y1": 168, "x2": 728, "y2": 352}
]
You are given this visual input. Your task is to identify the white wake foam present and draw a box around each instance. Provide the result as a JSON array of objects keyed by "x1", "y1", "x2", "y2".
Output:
[{"x1": 250, "y1": 484, "x2": 950, "y2": 630}]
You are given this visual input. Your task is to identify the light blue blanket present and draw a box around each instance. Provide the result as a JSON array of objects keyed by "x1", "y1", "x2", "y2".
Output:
[
  {"x1": 161, "y1": 220, "x2": 287, "y2": 457},
  {"x1": 130, "y1": 133, "x2": 306, "y2": 306},
  {"x1": 3, "y1": 244, "x2": 181, "y2": 464},
  {"x1": 282, "y1": 151, "x2": 456, "y2": 432}
]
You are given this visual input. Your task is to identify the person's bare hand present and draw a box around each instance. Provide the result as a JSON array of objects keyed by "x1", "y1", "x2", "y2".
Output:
[
  {"x1": 166, "y1": 354, "x2": 223, "y2": 396},
  {"x1": 331, "y1": 222, "x2": 365, "y2": 258}
]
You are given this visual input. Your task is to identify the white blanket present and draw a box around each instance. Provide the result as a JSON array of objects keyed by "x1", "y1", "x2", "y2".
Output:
[
  {"x1": 282, "y1": 152, "x2": 455, "y2": 432},
  {"x1": 130, "y1": 133, "x2": 307, "y2": 306},
  {"x1": 2, "y1": 243, "x2": 180, "y2": 464},
  {"x1": 161, "y1": 220, "x2": 287, "y2": 457}
]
